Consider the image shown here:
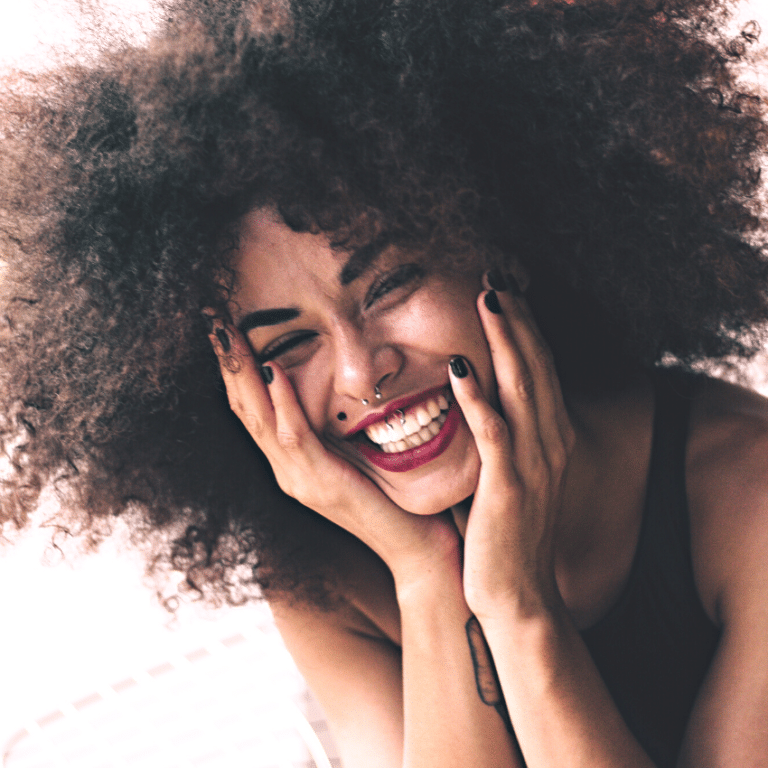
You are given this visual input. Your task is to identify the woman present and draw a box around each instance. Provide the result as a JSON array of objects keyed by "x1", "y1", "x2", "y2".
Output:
[{"x1": 2, "y1": 0, "x2": 768, "y2": 765}]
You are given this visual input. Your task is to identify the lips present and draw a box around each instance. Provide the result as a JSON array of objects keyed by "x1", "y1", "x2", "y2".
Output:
[
  {"x1": 350, "y1": 386, "x2": 462, "y2": 473},
  {"x1": 364, "y1": 392, "x2": 450, "y2": 452}
]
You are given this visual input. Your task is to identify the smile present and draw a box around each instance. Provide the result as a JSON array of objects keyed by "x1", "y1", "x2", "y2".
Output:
[
  {"x1": 351, "y1": 386, "x2": 462, "y2": 473},
  {"x1": 364, "y1": 392, "x2": 451, "y2": 453}
]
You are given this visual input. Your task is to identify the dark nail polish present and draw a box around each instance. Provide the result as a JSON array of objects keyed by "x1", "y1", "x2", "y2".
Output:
[
  {"x1": 202, "y1": 313, "x2": 216, "y2": 333},
  {"x1": 450, "y1": 356, "x2": 469, "y2": 378},
  {"x1": 484, "y1": 290, "x2": 502, "y2": 314},
  {"x1": 216, "y1": 327, "x2": 231, "y2": 352},
  {"x1": 260, "y1": 365, "x2": 274, "y2": 385},
  {"x1": 508, "y1": 274, "x2": 523, "y2": 296},
  {"x1": 487, "y1": 270, "x2": 507, "y2": 291}
]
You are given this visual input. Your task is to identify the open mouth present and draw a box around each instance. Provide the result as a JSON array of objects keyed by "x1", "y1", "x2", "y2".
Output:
[
  {"x1": 361, "y1": 391, "x2": 451, "y2": 453},
  {"x1": 351, "y1": 386, "x2": 461, "y2": 473}
]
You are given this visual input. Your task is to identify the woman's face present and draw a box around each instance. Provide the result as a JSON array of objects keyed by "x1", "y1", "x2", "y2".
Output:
[{"x1": 228, "y1": 209, "x2": 498, "y2": 515}]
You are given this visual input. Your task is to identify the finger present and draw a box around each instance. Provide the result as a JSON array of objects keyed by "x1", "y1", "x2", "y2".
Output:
[
  {"x1": 500, "y1": 284, "x2": 571, "y2": 440},
  {"x1": 482, "y1": 273, "x2": 566, "y2": 419},
  {"x1": 476, "y1": 289, "x2": 548, "y2": 475},
  {"x1": 480, "y1": 285, "x2": 573, "y2": 459},
  {"x1": 267, "y1": 360, "x2": 329, "y2": 467},
  {"x1": 448, "y1": 355, "x2": 521, "y2": 494},
  {"x1": 209, "y1": 322, "x2": 277, "y2": 449}
]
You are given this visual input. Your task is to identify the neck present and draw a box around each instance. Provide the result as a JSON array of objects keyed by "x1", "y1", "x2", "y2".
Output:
[{"x1": 553, "y1": 373, "x2": 655, "y2": 625}]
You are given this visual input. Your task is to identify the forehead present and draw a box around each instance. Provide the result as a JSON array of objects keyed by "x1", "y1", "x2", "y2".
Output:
[
  {"x1": 230, "y1": 209, "x2": 343, "y2": 309},
  {"x1": 231, "y1": 208, "x2": 402, "y2": 311},
  {"x1": 236, "y1": 208, "x2": 341, "y2": 278}
]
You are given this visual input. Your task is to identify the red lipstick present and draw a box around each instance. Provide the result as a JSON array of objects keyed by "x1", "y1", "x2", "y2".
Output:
[
  {"x1": 344, "y1": 385, "x2": 449, "y2": 438},
  {"x1": 354, "y1": 399, "x2": 462, "y2": 473}
]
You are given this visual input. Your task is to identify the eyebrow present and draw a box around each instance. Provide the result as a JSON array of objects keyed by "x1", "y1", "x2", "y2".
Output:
[
  {"x1": 339, "y1": 235, "x2": 391, "y2": 286},
  {"x1": 237, "y1": 236, "x2": 392, "y2": 333},
  {"x1": 237, "y1": 307, "x2": 300, "y2": 333}
]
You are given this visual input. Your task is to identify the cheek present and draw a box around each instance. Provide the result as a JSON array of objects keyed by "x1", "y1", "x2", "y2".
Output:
[
  {"x1": 284, "y1": 355, "x2": 334, "y2": 434},
  {"x1": 414, "y1": 295, "x2": 495, "y2": 401},
  {"x1": 395, "y1": 284, "x2": 487, "y2": 353}
]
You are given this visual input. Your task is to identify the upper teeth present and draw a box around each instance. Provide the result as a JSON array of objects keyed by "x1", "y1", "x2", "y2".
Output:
[{"x1": 364, "y1": 394, "x2": 450, "y2": 452}]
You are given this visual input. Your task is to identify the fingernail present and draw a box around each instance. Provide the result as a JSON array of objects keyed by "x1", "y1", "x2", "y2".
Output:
[
  {"x1": 450, "y1": 356, "x2": 469, "y2": 378},
  {"x1": 484, "y1": 290, "x2": 502, "y2": 314},
  {"x1": 487, "y1": 270, "x2": 507, "y2": 291},
  {"x1": 260, "y1": 365, "x2": 274, "y2": 385},
  {"x1": 202, "y1": 313, "x2": 215, "y2": 333},
  {"x1": 216, "y1": 327, "x2": 231, "y2": 353},
  {"x1": 508, "y1": 274, "x2": 523, "y2": 296}
]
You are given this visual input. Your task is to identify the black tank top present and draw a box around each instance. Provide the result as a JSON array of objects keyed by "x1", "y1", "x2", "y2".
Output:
[{"x1": 580, "y1": 371, "x2": 721, "y2": 767}]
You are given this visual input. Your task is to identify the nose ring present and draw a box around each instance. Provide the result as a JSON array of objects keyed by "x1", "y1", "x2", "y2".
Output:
[{"x1": 362, "y1": 379, "x2": 386, "y2": 405}]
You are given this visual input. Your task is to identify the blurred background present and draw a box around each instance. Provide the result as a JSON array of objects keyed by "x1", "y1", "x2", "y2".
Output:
[{"x1": 0, "y1": 0, "x2": 767, "y2": 766}]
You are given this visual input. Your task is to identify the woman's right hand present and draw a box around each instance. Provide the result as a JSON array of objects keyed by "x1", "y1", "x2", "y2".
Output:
[{"x1": 209, "y1": 322, "x2": 462, "y2": 590}]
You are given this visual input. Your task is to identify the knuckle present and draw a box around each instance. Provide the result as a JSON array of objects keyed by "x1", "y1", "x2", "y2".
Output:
[
  {"x1": 478, "y1": 411, "x2": 509, "y2": 446},
  {"x1": 549, "y1": 444, "x2": 569, "y2": 475},
  {"x1": 226, "y1": 392, "x2": 244, "y2": 415},
  {"x1": 226, "y1": 395, "x2": 265, "y2": 437},
  {"x1": 535, "y1": 345, "x2": 554, "y2": 371},
  {"x1": 221, "y1": 354, "x2": 243, "y2": 375},
  {"x1": 515, "y1": 373, "x2": 536, "y2": 401},
  {"x1": 275, "y1": 428, "x2": 305, "y2": 452},
  {"x1": 243, "y1": 414, "x2": 268, "y2": 440}
]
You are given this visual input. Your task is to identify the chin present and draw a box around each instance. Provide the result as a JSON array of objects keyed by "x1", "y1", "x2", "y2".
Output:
[{"x1": 377, "y1": 453, "x2": 481, "y2": 516}]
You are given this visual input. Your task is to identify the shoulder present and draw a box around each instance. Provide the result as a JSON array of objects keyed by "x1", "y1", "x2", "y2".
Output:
[
  {"x1": 267, "y1": 526, "x2": 404, "y2": 768},
  {"x1": 685, "y1": 375, "x2": 768, "y2": 627},
  {"x1": 270, "y1": 519, "x2": 402, "y2": 645}
]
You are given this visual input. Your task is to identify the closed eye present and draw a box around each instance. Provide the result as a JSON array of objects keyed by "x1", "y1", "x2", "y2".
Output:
[
  {"x1": 364, "y1": 263, "x2": 425, "y2": 310},
  {"x1": 259, "y1": 331, "x2": 319, "y2": 363}
]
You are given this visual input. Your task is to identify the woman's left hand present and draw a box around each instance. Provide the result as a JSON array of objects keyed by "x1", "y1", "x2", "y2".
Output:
[{"x1": 450, "y1": 275, "x2": 576, "y2": 622}]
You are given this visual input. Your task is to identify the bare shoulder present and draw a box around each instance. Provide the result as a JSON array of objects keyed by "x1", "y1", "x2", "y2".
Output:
[
  {"x1": 268, "y1": 527, "x2": 404, "y2": 768},
  {"x1": 270, "y1": 520, "x2": 401, "y2": 643},
  {"x1": 686, "y1": 375, "x2": 768, "y2": 625}
]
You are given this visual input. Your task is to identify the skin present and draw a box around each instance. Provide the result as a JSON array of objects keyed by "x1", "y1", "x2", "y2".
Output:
[
  {"x1": 226, "y1": 208, "x2": 496, "y2": 517},
  {"x1": 210, "y1": 208, "x2": 768, "y2": 768}
]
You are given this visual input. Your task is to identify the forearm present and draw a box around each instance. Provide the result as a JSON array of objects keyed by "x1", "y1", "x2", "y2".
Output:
[
  {"x1": 479, "y1": 602, "x2": 656, "y2": 768},
  {"x1": 395, "y1": 564, "x2": 522, "y2": 768}
]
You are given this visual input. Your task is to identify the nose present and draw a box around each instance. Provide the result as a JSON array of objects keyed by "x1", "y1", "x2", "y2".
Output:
[{"x1": 331, "y1": 320, "x2": 403, "y2": 404}]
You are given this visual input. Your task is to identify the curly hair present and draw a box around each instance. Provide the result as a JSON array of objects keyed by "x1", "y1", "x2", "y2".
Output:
[{"x1": 1, "y1": 0, "x2": 767, "y2": 605}]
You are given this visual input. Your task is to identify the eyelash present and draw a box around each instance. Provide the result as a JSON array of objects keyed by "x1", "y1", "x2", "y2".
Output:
[
  {"x1": 260, "y1": 331, "x2": 318, "y2": 362},
  {"x1": 259, "y1": 263, "x2": 425, "y2": 362},
  {"x1": 364, "y1": 263, "x2": 425, "y2": 309}
]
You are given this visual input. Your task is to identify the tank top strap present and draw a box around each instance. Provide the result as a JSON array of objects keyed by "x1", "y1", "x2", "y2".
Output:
[{"x1": 580, "y1": 367, "x2": 720, "y2": 768}]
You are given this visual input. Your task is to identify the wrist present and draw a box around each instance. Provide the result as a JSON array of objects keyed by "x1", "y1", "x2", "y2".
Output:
[
  {"x1": 473, "y1": 587, "x2": 571, "y2": 650},
  {"x1": 393, "y1": 537, "x2": 464, "y2": 608},
  {"x1": 467, "y1": 576, "x2": 565, "y2": 628}
]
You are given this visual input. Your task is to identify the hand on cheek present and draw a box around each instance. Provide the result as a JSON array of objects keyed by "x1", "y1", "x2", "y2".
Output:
[
  {"x1": 207, "y1": 316, "x2": 463, "y2": 589},
  {"x1": 448, "y1": 275, "x2": 575, "y2": 620}
]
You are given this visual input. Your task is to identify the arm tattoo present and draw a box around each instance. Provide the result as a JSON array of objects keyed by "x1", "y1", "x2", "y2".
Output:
[{"x1": 465, "y1": 615, "x2": 515, "y2": 736}]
